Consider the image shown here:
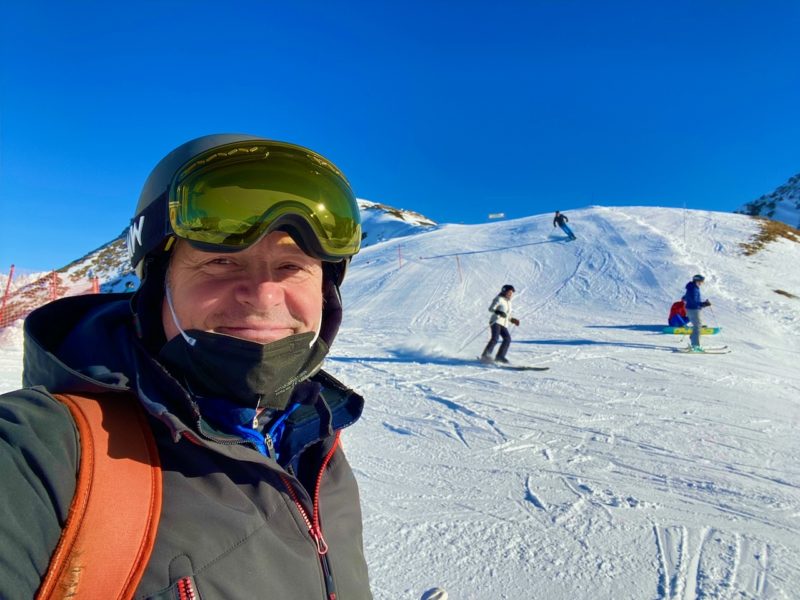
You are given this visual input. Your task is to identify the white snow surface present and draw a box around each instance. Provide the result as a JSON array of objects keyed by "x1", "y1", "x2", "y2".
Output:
[{"x1": 1, "y1": 206, "x2": 799, "y2": 599}]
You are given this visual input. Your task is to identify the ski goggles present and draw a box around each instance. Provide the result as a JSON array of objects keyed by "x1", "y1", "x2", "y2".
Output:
[{"x1": 165, "y1": 141, "x2": 361, "y2": 261}]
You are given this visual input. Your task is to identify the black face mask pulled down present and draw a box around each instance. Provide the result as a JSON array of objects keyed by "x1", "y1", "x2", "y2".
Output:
[{"x1": 158, "y1": 330, "x2": 329, "y2": 411}]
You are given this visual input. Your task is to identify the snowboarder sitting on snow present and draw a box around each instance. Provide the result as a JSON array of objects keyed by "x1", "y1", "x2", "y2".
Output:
[
  {"x1": 553, "y1": 211, "x2": 576, "y2": 240},
  {"x1": 683, "y1": 274, "x2": 712, "y2": 350},
  {"x1": 481, "y1": 284, "x2": 520, "y2": 364},
  {"x1": 668, "y1": 299, "x2": 690, "y2": 327}
]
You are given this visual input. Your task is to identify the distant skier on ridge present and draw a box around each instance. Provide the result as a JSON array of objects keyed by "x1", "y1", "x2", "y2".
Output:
[
  {"x1": 683, "y1": 274, "x2": 712, "y2": 351},
  {"x1": 481, "y1": 284, "x2": 520, "y2": 364},
  {"x1": 553, "y1": 211, "x2": 576, "y2": 240}
]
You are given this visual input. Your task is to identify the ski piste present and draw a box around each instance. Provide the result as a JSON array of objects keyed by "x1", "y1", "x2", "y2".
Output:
[
  {"x1": 476, "y1": 357, "x2": 550, "y2": 371},
  {"x1": 674, "y1": 345, "x2": 730, "y2": 354}
]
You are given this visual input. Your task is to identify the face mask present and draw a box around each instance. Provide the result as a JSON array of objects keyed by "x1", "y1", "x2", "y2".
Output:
[{"x1": 159, "y1": 330, "x2": 329, "y2": 410}]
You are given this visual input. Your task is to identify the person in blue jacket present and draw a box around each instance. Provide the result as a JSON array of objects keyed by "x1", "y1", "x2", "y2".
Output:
[{"x1": 683, "y1": 274, "x2": 712, "y2": 349}]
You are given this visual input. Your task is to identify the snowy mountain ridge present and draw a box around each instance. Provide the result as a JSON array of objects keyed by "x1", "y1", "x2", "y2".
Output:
[
  {"x1": 737, "y1": 172, "x2": 800, "y2": 229},
  {"x1": 0, "y1": 199, "x2": 437, "y2": 297}
]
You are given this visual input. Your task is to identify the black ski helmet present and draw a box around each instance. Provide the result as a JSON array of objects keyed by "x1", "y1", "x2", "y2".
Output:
[
  {"x1": 127, "y1": 133, "x2": 361, "y2": 286},
  {"x1": 127, "y1": 134, "x2": 361, "y2": 348},
  {"x1": 501, "y1": 284, "x2": 516, "y2": 295}
]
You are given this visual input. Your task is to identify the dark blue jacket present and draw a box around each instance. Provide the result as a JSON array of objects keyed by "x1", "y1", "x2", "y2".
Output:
[{"x1": 683, "y1": 281, "x2": 704, "y2": 309}]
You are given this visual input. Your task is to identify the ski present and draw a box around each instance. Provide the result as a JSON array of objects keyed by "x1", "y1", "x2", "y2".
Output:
[
  {"x1": 674, "y1": 345, "x2": 730, "y2": 354},
  {"x1": 476, "y1": 357, "x2": 549, "y2": 371}
]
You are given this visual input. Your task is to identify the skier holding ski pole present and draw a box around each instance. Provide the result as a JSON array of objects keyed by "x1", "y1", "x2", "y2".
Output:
[
  {"x1": 683, "y1": 274, "x2": 712, "y2": 351},
  {"x1": 480, "y1": 284, "x2": 520, "y2": 364}
]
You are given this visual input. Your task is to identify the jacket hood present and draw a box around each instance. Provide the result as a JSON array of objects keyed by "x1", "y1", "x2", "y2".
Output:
[{"x1": 23, "y1": 293, "x2": 138, "y2": 394}]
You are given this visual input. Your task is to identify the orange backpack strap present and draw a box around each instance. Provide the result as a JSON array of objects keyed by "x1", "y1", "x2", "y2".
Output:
[{"x1": 36, "y1": 393, "x2": 162, "y2": 600}]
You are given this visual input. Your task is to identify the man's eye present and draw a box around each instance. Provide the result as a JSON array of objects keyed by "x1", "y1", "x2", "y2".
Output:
[
  {"x1": 280, "y1": 263, "x2": 304, "y2": 272},
  {"x1": 206, "y1": 257, "x2": 234, "y2": 266}
]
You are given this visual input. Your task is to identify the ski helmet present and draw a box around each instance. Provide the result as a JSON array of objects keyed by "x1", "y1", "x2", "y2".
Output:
[
  {"x1": 501, "y1": 284, "x2": 516, "y2": 295},
  {"x1": 127, "y1": 133, "x2": 362, "y2": 286},
  {"x1": 692, "y1": 274, "x2": 705, "y2": 282}
]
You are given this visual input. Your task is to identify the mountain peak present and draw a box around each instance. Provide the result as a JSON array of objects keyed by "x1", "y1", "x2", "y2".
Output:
[
  {"x1": 736, "y1": 172, "x2": 800, "y2": 228},
  {"x1": 357, "y1": 199, "x2": 436, "y2": 247}
]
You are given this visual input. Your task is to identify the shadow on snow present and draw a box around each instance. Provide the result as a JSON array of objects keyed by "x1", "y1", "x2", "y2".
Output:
[
  {"x1": 516, "y1": 338, "x2": 675, "y2": 351},
  {"x1": 584, "y1": 324, "x2": 667, "y2": 332},
  {"x1": 418, "y1": 238, "x2": 561, "y2": 260},
  {"x1": 329, "y1": 350, "x2": 481, "y2": 367}
]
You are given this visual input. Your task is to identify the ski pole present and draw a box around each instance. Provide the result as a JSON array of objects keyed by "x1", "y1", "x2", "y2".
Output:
[
  {"x1": 458, "y1": 325, "x2": 489, "y2": 352},
  {"x1": 708, "y1": 304, "x2": 723, "y2": 343}
]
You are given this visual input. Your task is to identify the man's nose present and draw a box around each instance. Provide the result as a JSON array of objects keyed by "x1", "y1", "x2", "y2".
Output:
[{"x1": 235, "y1": 267, "x2": 284, "y2": 308}]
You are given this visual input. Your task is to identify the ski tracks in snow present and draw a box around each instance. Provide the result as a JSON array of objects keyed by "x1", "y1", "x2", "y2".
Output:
[
  {"x1": 545, "y1": 475, "x2": 646, "y2": 526},
  {"x1": 419, "y1": 385, "x2": 506, "y2": 449},
  {"x1": 653, "y1": 524, "x2": 770, "y2": 600},
  {"x1": 371, "y1": 362, "x2": 511, "y2": 449}
]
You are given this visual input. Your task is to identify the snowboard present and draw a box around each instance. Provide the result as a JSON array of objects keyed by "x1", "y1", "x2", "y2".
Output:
[{"x1": 663, "y1": 326, "x2": 721, "y2": 335}]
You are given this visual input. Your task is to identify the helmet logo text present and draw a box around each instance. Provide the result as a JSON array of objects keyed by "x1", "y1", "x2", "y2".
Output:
[{"x1": 127, "y1": 216, "x2": 145, "y2": 260}]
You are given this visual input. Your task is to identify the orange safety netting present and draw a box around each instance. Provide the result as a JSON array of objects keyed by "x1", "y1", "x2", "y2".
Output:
[{"x1": 0, "y1": 271, "x2": 100, "y2": 330}]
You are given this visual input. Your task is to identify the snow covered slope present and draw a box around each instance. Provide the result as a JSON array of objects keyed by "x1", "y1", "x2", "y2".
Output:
[
  {"x1": 330, "y1": 206, "x2": 800, "y2": 599},
  {"x1": 2, "y1": 206, "x2": 799, "y2": 599}
]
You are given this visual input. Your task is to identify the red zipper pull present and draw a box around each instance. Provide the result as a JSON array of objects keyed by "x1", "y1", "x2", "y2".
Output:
[{"x1": 310, "y1": 524, "x2": 329, "y2": 555}]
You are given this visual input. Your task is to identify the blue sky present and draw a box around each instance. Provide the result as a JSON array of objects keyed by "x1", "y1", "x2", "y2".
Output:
[{"x1": 1, "y1": 1, "x2": 798, "y2": 272}]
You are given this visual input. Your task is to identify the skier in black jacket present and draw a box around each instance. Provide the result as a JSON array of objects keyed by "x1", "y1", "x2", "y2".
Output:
[{"x1": 554, "y1": 211, "x2": 576, "y2": 240}]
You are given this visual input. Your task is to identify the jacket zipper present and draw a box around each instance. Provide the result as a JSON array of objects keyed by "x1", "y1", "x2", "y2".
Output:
[
  {"x1": 177, "y1": 576, "x2": 196, "y2": 600},
  {"x1": 279, "y1": 431, "x2": 341, "y2": 600},
  {"x1": 265, "y1": 432, "x2": 276, "y2": 458},
  {"x1": 181, "y1": 414, "x2": 343, "y2": 598}
]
